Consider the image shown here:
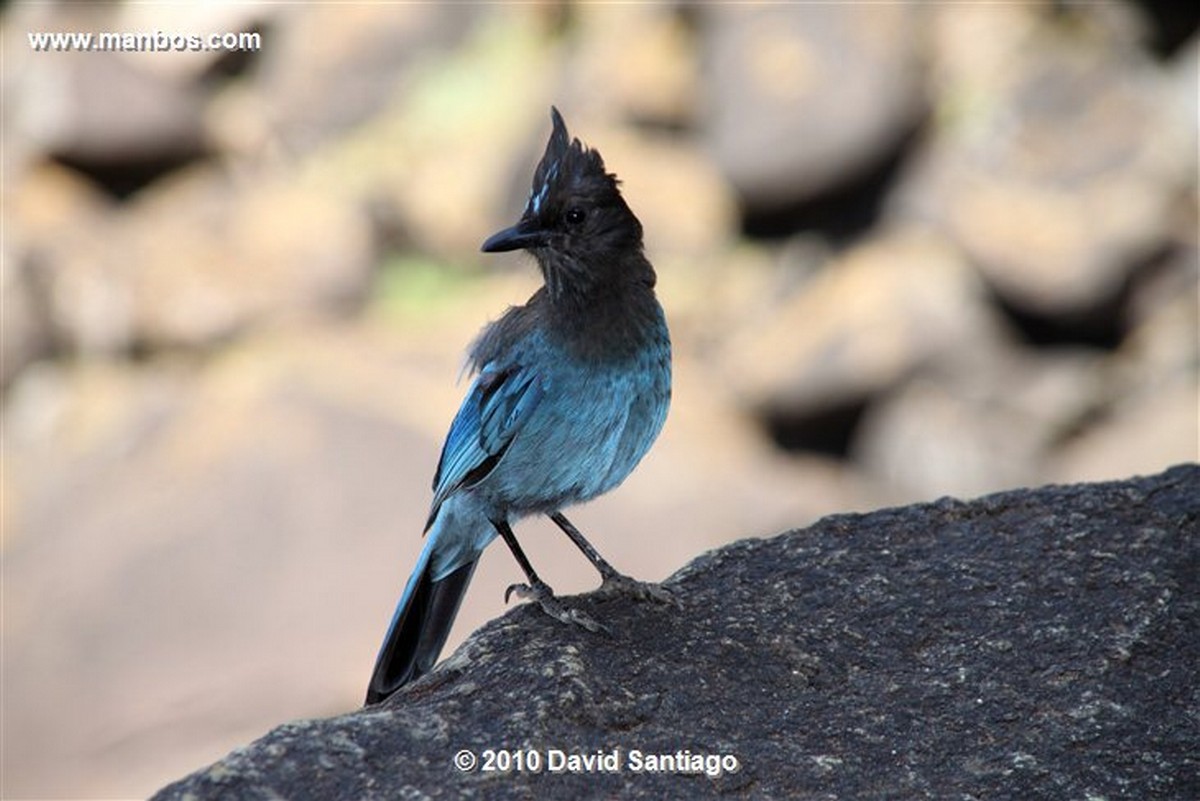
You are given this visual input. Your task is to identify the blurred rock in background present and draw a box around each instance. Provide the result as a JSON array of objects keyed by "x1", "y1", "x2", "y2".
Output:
[
  {"x1": 703, "y1": 2, "x2": 926, "y2": 233},
  {"x1": 2, "y1": 1, "x2": 1196, "y2": 798}
]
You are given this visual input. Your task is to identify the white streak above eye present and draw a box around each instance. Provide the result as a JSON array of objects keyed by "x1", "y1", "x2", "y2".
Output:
[{"x1": 527, "y1": 161, "x2": 559, "y2": 217}]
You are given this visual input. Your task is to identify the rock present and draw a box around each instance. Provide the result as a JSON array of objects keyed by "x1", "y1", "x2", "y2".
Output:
[
  {"x1": 717, "y1": 226, "x2": 1001, "y2": 421},
  {"x1": 568, "y1": 4, "x2": 700, "y2": 126},
  {"x1": 152, "y1": 465, "x2": 1199, "y2": 800},
  {"x1": 8, "y1": 162, "x2": 376, "y2": 353},
  {"x1": 252, "y1": 4, "x2": 482, "y2": 153},
  {"x1": 6, "y1": 162, "x2": 132, "y2": 354},
  {"x1": 122, "y1": 167, "x2": 375, "y2": 347},
  {"x1": 1041, "y1": 244, "x2": 1199, "y2": 486},
  {"x1": 1134, "y1": 0, "x2": 1200, "y2": 57},
  {"x1": 1114, "y1": 244, "x2": 1198, "y2": 396},
  {"x1": 701, "y1": 2, "x2": 925, "y2": 212},
  {"x1": 1, "y1": 242, "x2": 54, "y2": 390},
  {"x1": 22, "y1": 51, "x2": 207, "y2": 167},
  {"x1": 12, "y1": 40, "x2": 207, "y2": 194},
  {"x1": 1051, "y1": 379, "x2": 1198, "y2": 484},
  {"x1": 892, "y1": 4, "x2": 1192, "y2": 318},
  {"x1": 1162, "y1": 37, "x2": 1199, "y2": 177},
  {"x1": 851, "y1": 348, "x2": 1111, "y2": 500}
]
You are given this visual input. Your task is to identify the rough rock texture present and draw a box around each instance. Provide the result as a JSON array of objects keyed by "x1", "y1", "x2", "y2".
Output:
[{"x1": 153, "y1": 465, "x2": 1198, "y2": 800}]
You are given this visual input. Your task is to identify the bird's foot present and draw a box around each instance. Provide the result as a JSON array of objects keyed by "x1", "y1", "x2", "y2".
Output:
[
  {"x1": 505, "y1": 579, "x2": 608, "y2": 633},
  {"x1": 596, "y1": 571, "x2": 680, "y2": 607}
]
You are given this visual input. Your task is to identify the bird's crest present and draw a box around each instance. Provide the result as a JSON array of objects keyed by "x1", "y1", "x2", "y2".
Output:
[{"x1": 525, "y1": 107, "x2": 608, "y2": 218}]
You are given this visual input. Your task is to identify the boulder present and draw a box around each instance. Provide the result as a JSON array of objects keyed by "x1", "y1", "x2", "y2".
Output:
[
  {"x1": 153, "y1": 465, "x2": 1198, "y2": 800},
  {"x1": 892, "y1": 4, "x2": 1192, "y2": 319},
  {"x1": 717, "y1": 226, "x2": 1000, "y2": 420},
  {"x1": 701, "y1": 3, "x2": 925, "y2": 212}
]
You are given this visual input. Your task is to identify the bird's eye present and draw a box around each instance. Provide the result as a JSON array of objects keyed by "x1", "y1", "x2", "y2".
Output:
[{"x1": 565, "y1": 207, "x2": 586, "y2": 225}]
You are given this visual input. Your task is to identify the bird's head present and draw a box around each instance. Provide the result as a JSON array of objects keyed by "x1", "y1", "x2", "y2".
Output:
[{"x1": 481, "y1": 107, "x2": 650, "y2": 302}]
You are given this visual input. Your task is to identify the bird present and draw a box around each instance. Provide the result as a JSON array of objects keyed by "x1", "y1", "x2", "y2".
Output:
[{"x1": 365, "y1": 107, "x2": 672, "y2": 705}]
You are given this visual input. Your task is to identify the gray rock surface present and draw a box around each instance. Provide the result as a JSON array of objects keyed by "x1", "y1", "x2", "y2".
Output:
[
  {"x1": 892, "y1": 3, "x2": 1192, "y2": 318},
  {"x1": 16, "y1": 50, "x2": 207, "y2": 169},
  {"x1": 702, "y1": 3, "x2": 924, "y2": 211},
  {"x1": 153, "y1": 464, "x2": 1199, "y2": 800}
]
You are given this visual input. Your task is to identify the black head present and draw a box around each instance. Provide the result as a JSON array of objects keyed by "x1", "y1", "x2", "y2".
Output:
[{"x1": 481, "y1": 107, "x2": 651, "y2": 301}]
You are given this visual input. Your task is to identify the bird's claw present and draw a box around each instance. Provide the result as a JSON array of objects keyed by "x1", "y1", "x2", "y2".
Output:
[
  {"x1": 505, "y1": 580, "x2": 608, "y2": 633},
  {"x1": 504, "y1": 582, "x2": 531, "y2": 605},
  {"x1": 597, "y1": 572, "x2": 681, "y2": 607}
]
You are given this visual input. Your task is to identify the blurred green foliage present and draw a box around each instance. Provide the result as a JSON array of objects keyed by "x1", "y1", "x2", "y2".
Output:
[{"x1": 370, "y1": 253, "x2": 479, "y2": 320}]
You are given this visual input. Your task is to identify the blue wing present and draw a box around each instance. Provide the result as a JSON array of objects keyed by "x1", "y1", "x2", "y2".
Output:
[{"x1": 425, "y1": 362, "x2": 544, "y2": 530}]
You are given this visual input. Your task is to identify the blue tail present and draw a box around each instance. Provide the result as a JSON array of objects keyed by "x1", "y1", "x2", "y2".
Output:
[{"x1": 365, "y1": 535, "x2": 478, "y2": 704}]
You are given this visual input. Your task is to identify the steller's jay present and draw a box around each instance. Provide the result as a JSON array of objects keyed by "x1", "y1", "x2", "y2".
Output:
[{"x1": 366, "y1": 107, "x2": 672, "y2": 705}]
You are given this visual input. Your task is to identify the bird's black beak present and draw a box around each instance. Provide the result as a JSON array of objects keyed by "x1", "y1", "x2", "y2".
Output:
[{"x1": 481, "y1": 219, "x2": 546, "y2": 253}]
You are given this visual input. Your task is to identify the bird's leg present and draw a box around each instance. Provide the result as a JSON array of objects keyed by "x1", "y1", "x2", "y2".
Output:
[
  {"x1": 492, "y1": 519, "x2": 606, "y2": 632},
  {"x1": 548, "y1": 512, "x2": 620, "y2": 578},
  {"x1": 549, "y1": 512, "x2": 677, "y2": 605}
]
